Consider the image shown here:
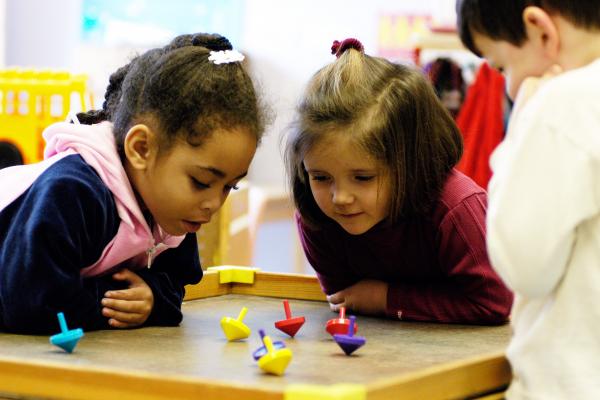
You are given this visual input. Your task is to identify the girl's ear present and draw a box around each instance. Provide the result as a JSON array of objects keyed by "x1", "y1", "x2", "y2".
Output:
[
  {"x1": 523, "y1": 6, "x2": 560, "y2": 60},
  {"x1": 123, "y1": 124, "x2": 157, "y2": 170}
]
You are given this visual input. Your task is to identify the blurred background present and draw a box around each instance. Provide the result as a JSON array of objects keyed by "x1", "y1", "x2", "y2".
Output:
[{"x1": 0, "y1": 0, "x2": 497, "y2": 274}]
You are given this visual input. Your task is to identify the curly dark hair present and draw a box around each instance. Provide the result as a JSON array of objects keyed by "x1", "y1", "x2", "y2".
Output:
[{"x1": 77, "y1": 33, "x2": 266, "y2": 158}]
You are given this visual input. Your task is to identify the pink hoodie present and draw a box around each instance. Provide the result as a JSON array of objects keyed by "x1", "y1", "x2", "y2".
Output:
[{"x1": 0, "y1": 121, "x2": 185, "y2": 277}]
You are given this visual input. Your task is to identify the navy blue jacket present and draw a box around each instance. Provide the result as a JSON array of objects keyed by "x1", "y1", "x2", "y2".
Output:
[{"x1": 0, "y1": 155, "x2": 203, "y2": 334}]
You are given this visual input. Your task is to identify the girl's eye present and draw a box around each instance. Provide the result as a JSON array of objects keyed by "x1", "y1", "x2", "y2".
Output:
[
  {"x1": 224, "y1": 184, "x2": 240, "y2": 192},
  {"x1": 355, "y1": 175, "x2": 375, "y2": 182},
  {"x1": 310, "y1": 175, "x2": 329, "y2": 182},
  {"x1": 191, "y1": 177, "x2": 209, "y2": 189}
]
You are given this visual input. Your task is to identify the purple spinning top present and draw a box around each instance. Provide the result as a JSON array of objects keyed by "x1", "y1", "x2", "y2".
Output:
[
  {"x1": 333, "y1": 315, "x2": 365, "y2": 356},
  {"x1": 252, "y1": 329, "x2": 286, "y2": 361}
]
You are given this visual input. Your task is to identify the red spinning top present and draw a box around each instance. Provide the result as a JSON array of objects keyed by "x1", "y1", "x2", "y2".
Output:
[
  {"x1": 274, "y1": 299, "x2": 305, "y2": 338},
  {"x1": 326, "y1": 306, "x2": 358, "y2": 336}
]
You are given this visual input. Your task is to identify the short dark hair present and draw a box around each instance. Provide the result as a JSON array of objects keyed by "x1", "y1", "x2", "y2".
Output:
[
  {"x1": 457, "y1": 0, "x2": 600, "y2": 56},
  {"x1": 285, "y1": 48, "x2": 463, "y2": 228},
  {"x1": 78, "y1": 33, "x2": 266, "y2": 158}
]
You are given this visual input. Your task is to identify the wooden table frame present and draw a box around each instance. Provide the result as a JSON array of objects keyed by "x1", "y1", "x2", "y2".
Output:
[{"x1": 0, "y1": 270, "x2": 511, "y2": 400}]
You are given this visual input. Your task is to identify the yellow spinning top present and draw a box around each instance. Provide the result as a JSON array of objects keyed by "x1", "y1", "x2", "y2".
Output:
[
  {"x1": 220, "y1": 306, "x2": 251, "y2": 341},
  {"x1": 257, "y1": 331, "x2": 293, "y2": 376}
]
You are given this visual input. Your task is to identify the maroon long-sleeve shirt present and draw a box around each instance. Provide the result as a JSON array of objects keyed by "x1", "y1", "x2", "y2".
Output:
[{"x1": 297, "y1": 169, "x2": 513, "y2": 325}]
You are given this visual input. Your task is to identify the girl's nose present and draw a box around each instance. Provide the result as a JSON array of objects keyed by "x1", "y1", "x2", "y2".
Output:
[
  {"x1": 331, "y1": 186, "x2": 354, "y2": 205},
  {"x1": 200, "y1": 193, "x2": 224, "y2": 215}
]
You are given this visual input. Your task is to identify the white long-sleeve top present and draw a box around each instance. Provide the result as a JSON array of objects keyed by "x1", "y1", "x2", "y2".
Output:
[{"x1": 487, "y1": 58, "x2": 600, "y2": 400}]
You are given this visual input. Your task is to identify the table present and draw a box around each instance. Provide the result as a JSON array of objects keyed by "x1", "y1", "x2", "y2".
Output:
[{"x1": 0, "y1": 269, "x2": 511, "y2": 400}]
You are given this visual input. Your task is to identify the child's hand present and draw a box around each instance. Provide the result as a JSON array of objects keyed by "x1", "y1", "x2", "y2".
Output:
[
  {"x1": 513, "y1": 64, "x2": 563, "y2": 116},
  {"x1": 326, "y1": 280, "x2": 388, "y2": 316},
  {"x1": 101, "y1": 269, "x2": 154, "y2": 328}
]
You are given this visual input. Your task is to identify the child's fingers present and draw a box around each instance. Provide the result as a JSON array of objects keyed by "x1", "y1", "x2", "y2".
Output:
[
  {"x1": 514, "y1": 64, "x2": 563, "y2": 115},
  {"x1": 107, "y1": 319, "x2": 130, "y2": 329},
  {"x1": 107, "y1": 318, "x2": 139, "y2": 329},
  {"x1": 105, "y1": 286, "x2": 153, "y2": 302},
  {"x1": 326, "y1": 291, "x2": 344, "y2": 305},
  {"x1": 104, "y1": 288, "x2": 140, "y2": 300},
  {"x1": 112, "y1": 268, "x2": 144, "y2": 285},
  {"x1": 102, "y1": 307, "x2": 144, "y2": 324},
  {"x1": 328, "y1": 291, "x2": 348, "y2": 311},
  {"x1": 102, "y1": 298, "x2": 149, "y2": 314},
  {"x1": 543, "y1": 64, "x2": 562, "y2": 79}
]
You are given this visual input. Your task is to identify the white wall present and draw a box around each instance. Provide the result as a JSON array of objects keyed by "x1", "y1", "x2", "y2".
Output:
[
  {"x1": 5, "y1": 0, "x2": 82, "y2": 69},
  {"x1": 0, "y1": 0, "x2": 5, "y2": 66}
]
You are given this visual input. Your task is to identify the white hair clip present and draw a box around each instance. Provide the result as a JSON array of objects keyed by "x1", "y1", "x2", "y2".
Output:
[{"x1": 208, "y1": 49, "x2": 245, "y2": 65}]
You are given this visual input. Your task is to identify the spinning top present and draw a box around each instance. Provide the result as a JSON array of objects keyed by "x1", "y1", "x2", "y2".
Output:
[
  {"x1": 274, "y1": 300, "x2": 305, "y2": 338},
  {"x1": 220, "y1": 306, "x2": 251, "y2": 341},
  {"x1": 49, "y1": 312, "x2": 84, "y2": 353},
  {"x1": 333, "y1": 315, "x2": 366, "y2": 355}
]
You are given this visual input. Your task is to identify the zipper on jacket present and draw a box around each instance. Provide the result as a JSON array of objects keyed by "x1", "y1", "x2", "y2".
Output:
[{"x1": 146, "y1": 244, "x2": 157, "y2": 268}]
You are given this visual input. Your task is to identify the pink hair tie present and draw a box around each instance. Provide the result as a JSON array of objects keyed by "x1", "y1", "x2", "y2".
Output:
[{"x1": 330, "y1": 38, "x2": 364, "y2": 58}]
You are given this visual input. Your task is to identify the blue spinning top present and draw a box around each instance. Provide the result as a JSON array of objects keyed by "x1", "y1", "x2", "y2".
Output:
[{"x1": 49, "y1": 312, "x2": 84, "y2": 353}]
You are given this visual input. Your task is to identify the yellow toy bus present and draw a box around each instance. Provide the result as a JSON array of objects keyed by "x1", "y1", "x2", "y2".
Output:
[{"x1": 0, "y1": 68, "x2": 93, "y2": 168}]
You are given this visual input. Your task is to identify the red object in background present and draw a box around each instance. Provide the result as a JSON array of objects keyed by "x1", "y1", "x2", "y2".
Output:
[{"x1": 456, "y1": 62, "x2": 506, "y2": 189}]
